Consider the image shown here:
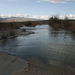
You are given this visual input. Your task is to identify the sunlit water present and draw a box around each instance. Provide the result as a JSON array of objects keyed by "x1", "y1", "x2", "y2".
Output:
[{"x1": 0, "y1": 25, "x2": 75, "y2": 68}]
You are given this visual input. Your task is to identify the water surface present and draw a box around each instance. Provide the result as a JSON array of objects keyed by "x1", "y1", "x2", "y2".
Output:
[{"x1": 0, "y1": 25, "x2": 75, "y2": 68}]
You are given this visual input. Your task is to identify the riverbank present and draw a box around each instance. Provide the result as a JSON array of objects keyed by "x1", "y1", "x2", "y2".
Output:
[
  {"x1": 0, "y1": 28, "x2": 34, "y2": 41},
  {"x1": 0, "y1": 52, "x2": 28, "y2": 75},
  {"x1": 0, "y1": 52, "x2": 75, "y2": 75}
]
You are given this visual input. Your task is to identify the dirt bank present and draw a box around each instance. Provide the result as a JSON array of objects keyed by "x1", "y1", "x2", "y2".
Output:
[
  {"x1": 0, "y1": 52, "x2": 28, "y2": 75},
  {"x1": 0, "y1": 52, "x2": 75, "y2": 75}
]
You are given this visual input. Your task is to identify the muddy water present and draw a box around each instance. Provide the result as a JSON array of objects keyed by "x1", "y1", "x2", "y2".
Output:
[{"x1": 0, "y1": 25, "x2": 75, "y2": 68}]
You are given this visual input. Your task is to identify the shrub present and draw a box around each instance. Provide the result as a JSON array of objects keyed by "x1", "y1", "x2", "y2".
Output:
[
  {"x1": 25, "y1": 21, "x2": 32, "y2": 27},
  {"x1": 48, "y1": 15, "x2": 72, "y2": 30},
  {"x1": 48, "y1": 16, "x2": 60, "y2": 26},
  {"x1": 9, "y1": 30, "x2": 16, "y2": 36},
  {"x1": 22, "y1": 28, "x2": 26, "y2": 32},
  {"x1": 1, "y1": 33, "x2": 8, "y2": 39},
  {"x1": 63, "y1": 17, "x2": 71, "y2": 29}
]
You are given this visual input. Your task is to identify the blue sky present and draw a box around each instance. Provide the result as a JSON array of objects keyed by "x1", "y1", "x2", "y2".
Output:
[{"x1": 0, "y1": 0, "x2": 75, "y2": 19}]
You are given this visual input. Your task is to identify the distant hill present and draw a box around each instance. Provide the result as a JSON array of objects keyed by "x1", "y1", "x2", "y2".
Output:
[
  {"x1": 0, "y1": 17, "x2": 42, "y2": 22},
  {"x1": 0, "y1": 18, "x2": 6, "y2": 21}
]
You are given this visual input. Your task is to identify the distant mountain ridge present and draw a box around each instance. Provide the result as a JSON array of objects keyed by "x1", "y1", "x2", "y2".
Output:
[{"x1": 0, "y1": 17, "x2": 42, "y2": 22}]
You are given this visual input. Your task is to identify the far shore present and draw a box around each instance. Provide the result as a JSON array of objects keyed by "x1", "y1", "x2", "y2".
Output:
[{"x1": 0, "y1": 52, "x2": 75, "y2": 75}]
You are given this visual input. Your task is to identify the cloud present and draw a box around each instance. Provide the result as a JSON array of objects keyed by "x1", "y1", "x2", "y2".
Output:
[
  {"x1": 59, "y1": 14, "x2": 75, "y2": 19},
  {"x1": 38, "y1": 0, "x2": 73, "y2": 3},
  {"x1": 33, "y1": 15, "x2": 49, "y2": 19},
  {"x1": 7, "y1": 14, "x2": 23, "y2": 17},
  {"x1": 0, "y1": 14, "x2": 29, "y2": 18},
  {"x1": 24, "y1": 14, "x2": 30, "y2": 18},
  {"x1": 66, "y1": 14, "x2": 75, "y2": 19},
  {"x1": 0, "y1": 14, "x2": 6, "y2": 18}
]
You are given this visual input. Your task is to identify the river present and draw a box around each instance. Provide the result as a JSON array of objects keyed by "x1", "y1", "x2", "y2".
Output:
[{"x1": 0, "y1": 24, "x2": 75, "y2": 68}]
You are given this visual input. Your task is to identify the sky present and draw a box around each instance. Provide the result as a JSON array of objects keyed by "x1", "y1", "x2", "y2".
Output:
[{"x1": 0, "y1": 0, "x2": 75, "y2": 19}]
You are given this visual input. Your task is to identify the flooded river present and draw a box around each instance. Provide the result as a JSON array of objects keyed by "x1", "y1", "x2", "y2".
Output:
[{"x1": 0, "y1": 25, "x2": 75, "y2": 68}]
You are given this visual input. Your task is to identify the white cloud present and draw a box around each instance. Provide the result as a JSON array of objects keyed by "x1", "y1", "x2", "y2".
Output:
[
  {"x1": 66, "y1": 14, "x2": 75, "y2": 19},
  {"x1": 24, "y1": 14, "x2": 30, "y2": 18},
  {"x1": 38, "y1": 0, "x2": 74, "y2": 3},
  {"x1": 33, "y1": 15, "x2": 49, "y2": 19},
  {"x1": 0, "y1": 14, "x2": 6, "y2": 18},
  {"x1": 59, "y1": 15, "x2": 65, "y2": 19},
  {"x1": 7, "y1": 14, "x2": 23, "y2": 17},
  {"x1": 58, "y1": 14, "x2": 75, "y2": 19},
  {"x1": 0, "y1": 14, "x2": 29, "y2": 18}
]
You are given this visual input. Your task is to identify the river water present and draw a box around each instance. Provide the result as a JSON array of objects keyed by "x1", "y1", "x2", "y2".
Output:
[{"x1": 0, "y1": 25, "x2": 75, "y2": 68}]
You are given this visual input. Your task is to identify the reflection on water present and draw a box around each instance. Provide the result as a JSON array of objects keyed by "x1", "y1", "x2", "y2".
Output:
[{"x1": 0, "y1": 25, "x2": 75, "y2": 68}]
